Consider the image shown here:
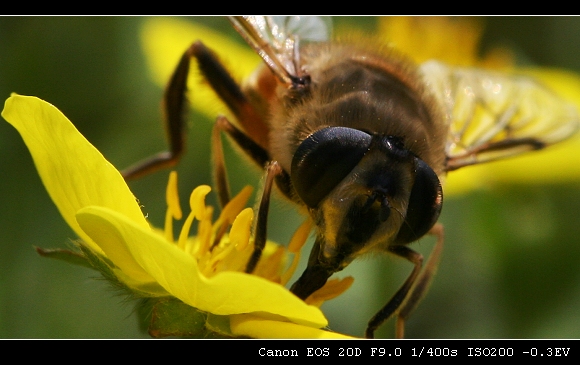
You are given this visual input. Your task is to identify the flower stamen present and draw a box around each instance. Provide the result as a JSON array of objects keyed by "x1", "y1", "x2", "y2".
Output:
[
  {"x1": 165, "y1": 171, "x2": 182, "y2": 243},
  {"x1": 210, "y1": 186, "x2": 253, "y2": 250},
  {"x1": 177, "y1": 207, "x2": 196, "y2": 251},
  {"x1": 305, "y1": 277, "x2": 355, "y2": 307},
  {"x1": 230, "y1": 208, "x2": 254, "y2": 252},
  {"x1": 195, "y1": 205, "x2": 214, "y2": 257},
  {"x1": 281, "y1": 219, "x2": 313, "y2": 285}
]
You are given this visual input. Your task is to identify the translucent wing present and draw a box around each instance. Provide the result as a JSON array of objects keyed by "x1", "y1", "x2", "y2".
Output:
[
  {"x1": 228, "y1": 16, "x2": 331, "y2": 85},
  {"x1": 420, "y1": 61, "x2": 579, "y2": 172}
]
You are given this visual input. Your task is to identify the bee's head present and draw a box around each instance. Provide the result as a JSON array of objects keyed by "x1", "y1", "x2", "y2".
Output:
[{"x1": 291, "y1": 126, "x2": 443, "y2": 270}]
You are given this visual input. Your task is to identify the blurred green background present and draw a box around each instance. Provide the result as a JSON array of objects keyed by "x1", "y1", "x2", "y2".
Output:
[{"x1": 1, "y1": 16, "x2": 579, "y2": 339}]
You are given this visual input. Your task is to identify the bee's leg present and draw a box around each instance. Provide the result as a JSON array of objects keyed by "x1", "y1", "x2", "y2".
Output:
[
  {"x1": 394, "y1": 223, "x2": 445, "y2": 339},
  {"x1": 209, "y1": 115, "x2": 272, "y2": 250},
  {"x1": 121, "y1": 41, "x2": 191, "y2": 180},
  {"x1": 210, "y1": 118, "x2": 230, "y2": 208},
  {"x1": 210, "y1": 115, "x2": 293, "y2": 271},
  {"x1": 245, "y1": 161, "x2": 282, "y2": 273},
  {"x1": 445, "y1": 139, "x2": 545, "y2": 172},
  {"x1": 365, "y1": 245, "x2": 424, "y2": 339},
  {"x1": 211, "y1": 115, "x2": 271, "y2": 207},
  {"x1": 122, "y1": 40, "x2": 267, "y2": 181}
]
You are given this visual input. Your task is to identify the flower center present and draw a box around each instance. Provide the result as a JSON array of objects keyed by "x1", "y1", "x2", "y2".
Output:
[
  {"x1": 162, "y1": 171, "x2": 300, "y2": 283},
  {"x1": 162, "y1": 171, "x2": 354, "y2": 305}
]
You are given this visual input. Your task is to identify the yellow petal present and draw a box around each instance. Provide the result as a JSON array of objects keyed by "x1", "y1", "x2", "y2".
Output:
[
  {"x1": 2, "y1": 95, "x2": 149, "y2": 254},
  {"x1": 522, "y1": 67, "x2": 580, "y2": 112},
  {"x1": 76, "y1": 205, "x2": 328, "y2": 328},
  {"x1": 377, "y1": 16, "x2": 482, "y2": 66},
  {"x1": 230, "y1": 314, "x2": 353, "y2": 339},
  {"x1": 76, "y1": 207, "x2": 156, "y2": 285}
]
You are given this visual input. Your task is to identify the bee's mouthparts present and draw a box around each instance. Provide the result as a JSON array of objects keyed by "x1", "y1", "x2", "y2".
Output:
[{"x1": 290, "y1": 260, "x2": 336, "y2": 300}]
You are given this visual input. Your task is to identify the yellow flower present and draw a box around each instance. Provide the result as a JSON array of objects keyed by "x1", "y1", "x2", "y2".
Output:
[
  {"x1": 376, "y1": 16, "x2": 514, "y2": 68},
  {"x1": 1, "y1": 94, "x2": 352, "y2": 338}
]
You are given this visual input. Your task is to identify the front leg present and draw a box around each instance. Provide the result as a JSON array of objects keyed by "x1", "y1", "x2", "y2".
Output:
[
  {"x1": 394, "y1": 223, "x2": 444, "y2": 338},
  {"x1": 122, "y1": 41, "x2": 192, "y2": 180},
  {"x1": 365, "y1": 245, "x2": 424, "y2": 339},
  {"x1": 122, "y1": 40, "x2": 268, "y2": 182},
  {"x1": 209, "y1": 114, "x2": 272, "y2": 249},
  {"x1": 245, "y1": 161, "x2": 283, "y2": 273},
  {"x1": 365, "y1": 224, "x2": 444, "y2": 339}
]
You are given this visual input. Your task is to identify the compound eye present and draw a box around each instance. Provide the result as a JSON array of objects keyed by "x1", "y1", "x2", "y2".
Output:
[
  {"x1": 395, "y1": 158, "x2": 443, "y2": 244},
  {"x1": 291, "y1": 127, "x2": 371, "y2": 208}
]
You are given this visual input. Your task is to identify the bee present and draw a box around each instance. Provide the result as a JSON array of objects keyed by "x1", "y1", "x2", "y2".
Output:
[{"x1": 123, "y1": 16, "x2": 579, "y2": 338}]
